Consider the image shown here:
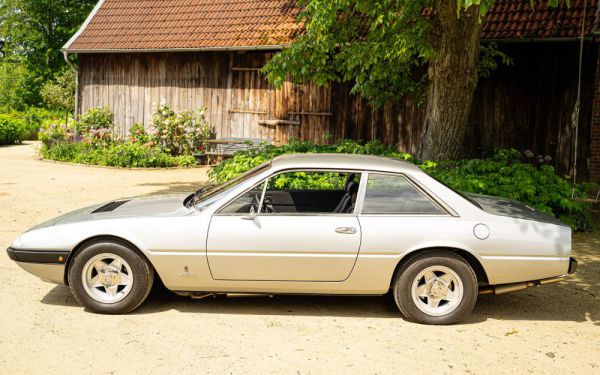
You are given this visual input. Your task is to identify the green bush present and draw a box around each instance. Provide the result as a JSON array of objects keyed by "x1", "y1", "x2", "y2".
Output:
[
  {"x1": 209, "y1": 139, "x2": 414, "y2": 183},
  {"x1": 41, "y1": 107, "x2": 198, "y2": 168},
  {"x1": 76, "y1": 107, "x2": 115, "y2": 148},
  {"x1": 40, "y1": 141, "x2": 83, "y2": 161},
  {"x1": 425, "y1": 149, "x2": 595, "y2": 232},
  {"x1": 76, "y1": 107, "x2": 114, "y2": 132},
  {"x1": 39, "y1": 123, "x2": 73, "y2": 147},
  {"x1": 42, "y1": 141, "x2": 196, "y2": 168},
  {"x1": 209, "y1": 140, "x2": 594, "y2": 231},
  {"x1": 18, "y1": 107, "x2": 64, "y2": 140},
  {"x1": 0, "y1": 115, "x2": 24, "y2": 145}
]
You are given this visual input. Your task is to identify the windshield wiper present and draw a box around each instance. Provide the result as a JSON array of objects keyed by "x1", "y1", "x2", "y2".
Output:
[{"x1": 186, "y1": 184, "x2": 213, "y2": 208}]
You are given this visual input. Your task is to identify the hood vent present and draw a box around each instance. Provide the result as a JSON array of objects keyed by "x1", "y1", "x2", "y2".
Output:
[{"x1": 92, "y1": 200, "x2": 130, "y2": 213}]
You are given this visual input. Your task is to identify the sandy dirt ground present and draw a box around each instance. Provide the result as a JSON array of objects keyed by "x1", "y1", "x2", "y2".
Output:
[{"x1": 0, "y1": 142, "x2": 599, "y2": 374}]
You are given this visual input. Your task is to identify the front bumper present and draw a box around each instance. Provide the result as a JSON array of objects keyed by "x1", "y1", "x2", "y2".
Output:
[
  {"x1": 6, "y1": 247, "x2": 69, "y2": 264},
  {"x1": 6, "y1": 247, "x2": 69, "y2": 285}
]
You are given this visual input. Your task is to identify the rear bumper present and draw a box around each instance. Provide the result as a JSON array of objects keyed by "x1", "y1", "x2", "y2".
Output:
[{"x1": 568, "y1": 257, "x2": 578, "y2": 274}]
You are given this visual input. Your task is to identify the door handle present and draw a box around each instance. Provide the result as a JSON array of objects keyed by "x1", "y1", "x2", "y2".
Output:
[{"x1": 335, "y1": 227, "x2": 357, "y2": 234}]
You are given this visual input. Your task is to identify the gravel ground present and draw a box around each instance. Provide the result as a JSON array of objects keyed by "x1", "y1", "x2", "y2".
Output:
[{"x1": 0, "y1": 142, "x2": 599, "y2": 374}]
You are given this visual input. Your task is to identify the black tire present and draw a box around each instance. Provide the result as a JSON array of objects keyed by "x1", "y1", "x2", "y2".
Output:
[
  {"x1": 68, "y1": 239, "x2": 154, "y2": 314},
  {"x1": 392, "y1": 251, "x2": 478, "y2": 325}
]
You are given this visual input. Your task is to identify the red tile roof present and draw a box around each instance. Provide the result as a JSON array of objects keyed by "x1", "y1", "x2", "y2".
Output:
[
  {"x1": 482, "y1": 0, "x2": 599, "y2": 39},
  {"x1": 64, "y1": 0, "x2": 600, "y2": 52},
  {"x1": 65, "y1": 0, "x2": 302, "y2": 51}
]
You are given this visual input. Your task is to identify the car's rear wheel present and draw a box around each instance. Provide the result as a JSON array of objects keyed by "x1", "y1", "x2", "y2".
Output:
[
  {"x1": 393, "y1": 251, "x2": 478, "y2": 325},
  {"x1": 68, "y1": 240, "x2": 154, "y2": 314}
]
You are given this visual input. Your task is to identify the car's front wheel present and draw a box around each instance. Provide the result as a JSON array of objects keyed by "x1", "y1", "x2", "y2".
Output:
[
  {"x1": 393, "y1": 251, "x2": 478, "y2": 325},
  {"x1": 68, "y1": 240, "x2": 154, "y2": 314}
]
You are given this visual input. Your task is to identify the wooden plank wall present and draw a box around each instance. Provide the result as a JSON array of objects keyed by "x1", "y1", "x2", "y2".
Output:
[
  {"x1": 469, "y1": 42, "x2": 597, "y2": 180},
  {"x1": 77, "y1": 42, "x2": 597, "y2": 178}
]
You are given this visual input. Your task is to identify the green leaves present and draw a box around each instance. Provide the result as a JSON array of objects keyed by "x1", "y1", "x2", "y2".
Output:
[
  {"x1": 0, "y1": 0, "x2": 96, "y2": 77},
  {"x1": 0, "y1": 114, "x2": 24, "y2": 145},
  {"x1": 263, "y1": 0, "x2": 433, "y2": 107},
  {"x1": 431, "y1": 149, "x2": 595, "y2": 231},
  {"x1": 41, "y1": 141, "x2": 196, "y2": 168},
  {"x1": 0, "y1": 0, "x2": 95, "y2": 109},
  {"x1": 478, "y1": 42, "x2": 513, "y2": 78},
  {"x1": 41, "y1": 67, "x2": 76, "y2": 115},
  {"x1": 265, "y1": 0, "x2": 564, "y2": 108}
]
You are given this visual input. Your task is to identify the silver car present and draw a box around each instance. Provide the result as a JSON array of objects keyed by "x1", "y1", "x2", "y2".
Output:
[{"x1": 7, "y1": 154, "x2": 577, "y2": 324}]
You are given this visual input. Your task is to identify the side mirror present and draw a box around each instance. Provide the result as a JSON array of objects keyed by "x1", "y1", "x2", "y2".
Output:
[{"x1": 242, "y1": 205, "x2": 257, "y2": 220}]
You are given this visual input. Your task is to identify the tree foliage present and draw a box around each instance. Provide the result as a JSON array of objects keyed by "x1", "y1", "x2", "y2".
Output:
[
  {"x1": 263, "y1": 0, "x2": 555, "y2": 107},
  {"x1": 263, "y1": 0, "x2": 434, "y2": 107},
  {"x1": 0, "y1": 0, "x2": 94, "y2": 109},
  {"x1": 0, "y1": 0, "x2": 95, "y2": 76},
  {"x1": 41, "y1": 67, "x2": 76, "y2": 116}
]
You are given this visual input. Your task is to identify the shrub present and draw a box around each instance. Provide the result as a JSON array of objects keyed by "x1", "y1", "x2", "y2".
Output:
[
  {"x1": 76, "y1": 107, "x2": 114, "y2": 132},
  {"x1": 42, "y1": 141, "x2": 196, "y2": 168},
  {"x1": 209, "y1": 140, "x2": 594, "y2": 231},
  {"x1": 150, "y1": 104, "x2": 213, "y2": 156},
  {"x1": 209, "y1": 139, "x2": 414, "y2": 183},
  {"x1": 0, "y1": 115, "x2": 24, "y2": 145},
  {"x1": 129, "y1": 123, "x2": 151, "y2": 145},
  {"x1": 425, "y1": 149, "x2": 595, "y2": 232},
  {"x1": 21, "y1": 107, "x2": 66, "y2": 140},
  {"x1": 40, "y1": 141, "x2": 84, "y2": 161},
  {"x1": 76, "y1": 107, "x2": 115, "y2": 148},
  {"x1": 39, "y1": 123, "x2": 74, "y2": 147}
]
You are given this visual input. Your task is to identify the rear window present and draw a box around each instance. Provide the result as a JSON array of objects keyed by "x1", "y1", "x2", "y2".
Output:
[{"x1": 362, "y1": 173, "x2": 443, "y2": 215}]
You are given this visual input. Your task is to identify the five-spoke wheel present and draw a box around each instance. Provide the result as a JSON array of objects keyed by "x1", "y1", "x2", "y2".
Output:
[
  {"x1": 82, "y1": 253, "x2": 134, "y2": 304},
  {"x1": 68, "y1": 240, "x2": 154, "y2": 314},
  {"x1": 393, "y1": 251, "x2": 477, "y2": 325}
]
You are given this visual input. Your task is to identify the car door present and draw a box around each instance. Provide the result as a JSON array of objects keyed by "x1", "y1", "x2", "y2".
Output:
[{"x1": 206, "y1": 170, "x2": 362, "y2": 281}]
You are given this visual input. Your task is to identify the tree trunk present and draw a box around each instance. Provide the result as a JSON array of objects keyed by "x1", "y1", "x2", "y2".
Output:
[{"x1": 418, "y1": 1, "x2": 482, "y2": 161}]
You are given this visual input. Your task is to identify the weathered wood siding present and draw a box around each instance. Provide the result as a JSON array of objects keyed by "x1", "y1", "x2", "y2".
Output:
[
  {"x1": 469, "y1": 42, "x2": 597, "y2": 180},
  {"x1": 77, "y1": 42, "x2": 597, "y2": 178}
]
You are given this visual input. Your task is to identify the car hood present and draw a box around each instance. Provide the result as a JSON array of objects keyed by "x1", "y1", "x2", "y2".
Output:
[
  {"x1": 466, "y1": 193, "x2": 567, "y2": 226},
  {"x1": 28, "y1": 194, "x2": 193, "y2": 230}
]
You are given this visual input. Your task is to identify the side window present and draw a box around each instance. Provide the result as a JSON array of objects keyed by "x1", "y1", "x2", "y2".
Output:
[
  {"x1": 262, "y1": 171, "x2": 360, "y2": 214},
  {"x1": 219, "y1": 182, "x2": 265, "y2": 214},
  {"x1": 362, "y1": 173, "x2": 442, "y2": 215}
]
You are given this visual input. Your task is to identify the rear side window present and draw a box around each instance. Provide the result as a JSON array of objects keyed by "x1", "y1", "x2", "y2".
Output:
[{"x1": 362, "y1": 173, "x2": 443, "y2": 215}]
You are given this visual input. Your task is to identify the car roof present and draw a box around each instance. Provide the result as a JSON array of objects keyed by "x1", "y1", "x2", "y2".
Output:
[{"x1": 270, "y1": 153, "x2": 423, "y2": 174}]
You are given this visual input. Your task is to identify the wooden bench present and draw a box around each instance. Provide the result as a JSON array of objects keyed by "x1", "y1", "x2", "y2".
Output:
[{"x1": 195, "y1": 137, "x2": 270, "y2": 164}]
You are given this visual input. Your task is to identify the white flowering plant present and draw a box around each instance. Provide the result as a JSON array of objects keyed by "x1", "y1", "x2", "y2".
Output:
[{"x1": 150, "y1": 104, "x2": 213, "y2": 156}]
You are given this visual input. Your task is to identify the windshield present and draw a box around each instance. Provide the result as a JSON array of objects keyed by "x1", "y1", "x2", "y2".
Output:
[{"x1": 189, "y1": 161, "x2": 271, "y2": 209}]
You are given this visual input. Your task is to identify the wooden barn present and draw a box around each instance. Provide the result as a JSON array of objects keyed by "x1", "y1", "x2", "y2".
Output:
[{"x1": 62, "y1": 0, "x2": 600, "y2": 181}]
